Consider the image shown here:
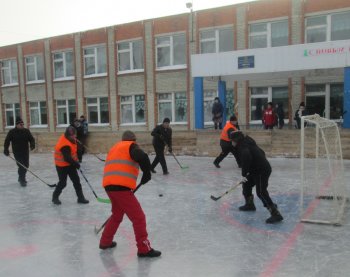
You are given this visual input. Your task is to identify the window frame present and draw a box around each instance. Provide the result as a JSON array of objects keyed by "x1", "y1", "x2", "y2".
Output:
[
  {"x1": 157, "y1": 92, "x2": 187, "y2": 124},
  {"x1": 86, "y1": 96, "x2": 110, "y2": 125},
  {"x1": 25, "y1": 55, "x2": 45, "y2": 84},
  {"x1": 199, "y1": 26, "x2": 234, "y2": 54},
  {"x1": 1, "y1": 58, "x2": 19, "y2": 87},
  {"x1": 56, "y1": 99, "x2": 76, "y2": 127},
  {"x1": 155, "y1": 33, "x2": 187, "y2": 70},
  {"x1": 120, "y1": 94, "x2": 146, "y2": 125},
  {"x1": 249, "y1": 18, "x2": 289, "y2": 49},
  {"x1": 29, "y1": 101, "x2": 48, "y2": 127},
  {"x1": 5, "y1": 103, "x2": 20, "y2": 128},
  {"x1": 83, "y1": 44, "x2": 107, "y2": 78},
  {"x1": 117, "y1": 39, "x2": 144, "y2": 74},
  {"x1": 52, "y1": 50, "x2": 74, "y2": 81}
]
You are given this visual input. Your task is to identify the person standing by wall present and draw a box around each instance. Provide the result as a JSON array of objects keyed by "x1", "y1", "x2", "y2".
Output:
[
  {"x1": 294, "y1": 102, "x2": 308, "y2": 129},
  {"x1": 150, "y1": 118, "x2": 172, "y2": 175},
  {"x1": 99, "y1": 130, "x2": 161, "y2": 258},
  {"x1": 275, "y1": 102, "x2": 285, "y2": 129},
  {"x1": 212, "y1": 97, "x2": 224, "y2": 130},
  {"x1": 3, "y1": 117, "x2": 35, "y2": 186},
  {"x1": 262, "y1": 102, "x2": 277, "y2": 130},
  {"x1": 79, "y1": 115, "x2": 88, "y2": 157},
  {"x1": 52, "y1": 126, "x2": 89, "y2": 205}
]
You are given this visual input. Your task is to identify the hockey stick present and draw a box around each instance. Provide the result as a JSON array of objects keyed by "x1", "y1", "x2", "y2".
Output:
[
  {"x1": 210, "y1": 180, "x2": 242, "y2": 201},
  {"x1": 78, "y1": 168, "x2": 111, "y2": 204},
  {"x1": 76, "y1": 139, "x2": 106, "y2": 162},
  {"x1": 94, "y1": 183, "x2": 143, "y2": 234},
  {"x1": 170, "y1": 152, "x2": 189, "y2": 170},
  {"x1": 8, "y1": 155, "x2": 56, "y2": 187}
]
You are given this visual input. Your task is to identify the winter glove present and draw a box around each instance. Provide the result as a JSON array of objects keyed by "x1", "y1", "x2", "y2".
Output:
[
  {"x1": 30, "y1": 145, "x2": 35, "y2": 151},
  {"x1": 74, "y1": 162, "x2": 81, "y2": 170},
  {"x1": 168, "y1": 147, "x2": 172, "y2": 153},
  {"x1": 241, "y1": 176, "x2": 248, "y2": 184},
  {"x1": 140, "y1": 172, "x2": 151, "y2": 185},
  {"x1": 3, "y1": 149, "x2": 9, "y2": 156}
]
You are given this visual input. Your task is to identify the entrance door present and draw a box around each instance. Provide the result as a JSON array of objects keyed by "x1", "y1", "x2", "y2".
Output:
[{"x1": 306, "y1": 94, "x2": 325, "y2": 117}]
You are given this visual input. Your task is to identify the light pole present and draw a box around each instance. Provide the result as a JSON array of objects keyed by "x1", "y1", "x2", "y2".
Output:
[{"x1": 186, "y1": 1, "x2": 194, "y2": 42}]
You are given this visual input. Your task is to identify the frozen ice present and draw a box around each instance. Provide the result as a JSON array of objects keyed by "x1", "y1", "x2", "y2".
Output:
[{"x1": 1, "y1": 153, "x2": 350, "y2": 277}]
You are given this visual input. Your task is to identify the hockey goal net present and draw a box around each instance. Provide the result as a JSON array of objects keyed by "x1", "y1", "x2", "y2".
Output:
[{"x1": 300, "y1": 114, "x2": 346, "y2": 225}]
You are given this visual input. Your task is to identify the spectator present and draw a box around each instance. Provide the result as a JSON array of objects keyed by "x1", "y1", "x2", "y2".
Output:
[
  {"x1": 212, "y1": 97, "x2": 224, "y2": 130},
  {"x1": 262, "y1": 102, "x2": 277, "y2": 130},
  {"x1": 275, "y1": 102, "x2": 285, "y2": 129},
  {"x1": 294, "y1": 102, "x2": 308, "y2": 129}
]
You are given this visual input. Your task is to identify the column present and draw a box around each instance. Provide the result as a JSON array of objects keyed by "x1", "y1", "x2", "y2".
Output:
[
  {"x1": 194, "y1": 77, "x2": 204, "y2": 129},
  {"x1": 343, "y1": 67, "x2": 350, "y2": 128},
  {"x1": 218, "y1": 79, "x2": 226, "y2": 123}
]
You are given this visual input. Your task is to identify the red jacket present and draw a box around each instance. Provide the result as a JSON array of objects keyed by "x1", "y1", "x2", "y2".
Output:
[{"x1": 263, "y1": 108, "x2": 276, "y2": 126}]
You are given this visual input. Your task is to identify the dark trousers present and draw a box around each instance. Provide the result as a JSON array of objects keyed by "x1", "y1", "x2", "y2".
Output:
[
  {"x1": 151, "y1": 145, "x2": 168, "y2": 173},
  {"x1": 242, "y1": 172, "x2": 274, "y2": 208},
  {"x1": 214, "y1": 141, "x2": 238, "y2": 165},
  {"x1": 53, "y1": 165, "x2": 84, "y2": 199},
  {"x1": 14, "y1": 152, "x2": 29, "y2": 182}
]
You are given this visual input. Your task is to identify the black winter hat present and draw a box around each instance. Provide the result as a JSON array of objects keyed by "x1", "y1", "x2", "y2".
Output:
[
  {"x1": 16, "y1": 117, "x2": 24, "y2": 125},
  {"x1": 230, "y1": 115, "x2": 237, "y2": 122},
  {"x1": 122, "y1": 130, "x2": 136, "y2": 141},
  {"x1": 163, "y1": 118, "x2": 170, "y2": 123},
  {"x1": 64, "y1": 126, "x2": 76, "y2": 138}
]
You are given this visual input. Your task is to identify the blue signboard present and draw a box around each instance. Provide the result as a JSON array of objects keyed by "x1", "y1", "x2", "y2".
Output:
[{"x1": 238, "y1": 55, "x2": 254, "y2": 69}]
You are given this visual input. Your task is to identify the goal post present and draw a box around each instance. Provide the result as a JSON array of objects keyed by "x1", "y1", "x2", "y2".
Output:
[{"x1": 300, "y1": 114, "x2": 346, "y2": 226}]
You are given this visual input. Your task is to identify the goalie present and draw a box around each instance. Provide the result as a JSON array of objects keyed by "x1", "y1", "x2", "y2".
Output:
[{"x1": 230, "y1": 131, "x2": 283, "y2": 224}]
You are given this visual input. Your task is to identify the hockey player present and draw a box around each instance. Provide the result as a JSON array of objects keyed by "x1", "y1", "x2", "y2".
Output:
[
  {"x1": 99, "y1": 130, "x2": 161, "y2": 258},
  {"x1": 230, "y1": 131, "x2": 283, "y2": 224},
  {"x1": 150, "y1": 117, "x2": 172, "y2": 175},
  {"x1": 52, "y1": 126, "x2": 89, "y2": 205},
  {"x1": 213, "y1": 115, "x2": 239, "y2": 168},
  {"x1": 3, "y1": 117, "x2": 35, "y2": 186}
]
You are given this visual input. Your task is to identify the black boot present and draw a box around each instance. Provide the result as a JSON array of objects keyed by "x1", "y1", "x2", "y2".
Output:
[
  {"x1": 239, "y1": 195, "x2": 256, "y2": 211},
  {"x1": 213, "y1": 160, "x2": 220, "y2": 168},
  {"x1": 77, "y1": 191, "x2": 89, "y2": 204},
  {"x1": 99, "y1": 241, "x2": 117, "y2": 250},
  {"x1": 52, "y1": 190, "x2": 61, "y2": 205},
  {"x1": 137, "y1": 249, "x2": 161, "y2": 258},
  {"x1": 266, "y1": 206, "x2": 283, "y2": 224}
]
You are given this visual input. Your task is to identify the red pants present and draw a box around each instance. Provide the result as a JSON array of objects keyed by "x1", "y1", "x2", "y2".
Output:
[{"x1": 100, "y1": 190, "x2": 152, "y2": 254}]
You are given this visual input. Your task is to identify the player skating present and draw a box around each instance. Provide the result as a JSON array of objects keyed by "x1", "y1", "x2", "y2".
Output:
[{"x1": 230, "y1": 131, "x2": 283, "y2": 224}]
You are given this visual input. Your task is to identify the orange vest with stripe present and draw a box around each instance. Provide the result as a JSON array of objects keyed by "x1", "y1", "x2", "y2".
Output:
[
  {"x1": 102, "y1": 141, "x2": 139, "y2": 190},
  {"x1": 54, "y1": 134, "x2": 78, "y2": 167},
  {"x1": 220, "y1": 121, "x2": 237, "y2": 141}
]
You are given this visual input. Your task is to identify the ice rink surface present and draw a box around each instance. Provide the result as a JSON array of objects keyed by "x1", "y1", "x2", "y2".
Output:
[{"x1": 1, "y1": 153, "x2": 350, "y2": 277}]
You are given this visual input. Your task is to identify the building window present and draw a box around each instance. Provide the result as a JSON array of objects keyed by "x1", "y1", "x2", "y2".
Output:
[
  {"x1": 158, "y1": 92, "x2": 187, "y2": 123},
  {"x1": 156, "y1": 34, "x2": 186, "y2": 69},
  {"x1": 1, "y1": 59, "x2": 18, "y2": 86},
  {"x1": 330, "y1": 84, "x2": 344, "y2": 120},
  {"x1": 200, "y1": 27, "x2": 233, "y2": 53},
  {"x1": 306, "y1": 11, "x2": 350, "y2": 43},
  {"x1": 56, "y1": 99, "x2": 76, "y2": 125},
  {"x1": 203, "y1": 90, "x2": 217, "y2": 124},
  {"x1": 5, "y1": 103, "x2": 20, "y2": 127},
  {"x1": 53, "y1": 51, "x2": 74, "y2": 80},
  {"x1": 86, "y1": 97, "x2": 109, "y2": 124},
  {"x1": 120, "y1": 95, "x2": 145, "y2": 124},
  {"x1": 25, "y1": 55, "x2": 44, "y2": 83},
  {"x1": 83, "y1": 45, "x2": 107, "y2": 76},
  {"x1": 29, "y1": 101, "x2": 47, "y2": 126},
  {"x1": 117, "y1": 40, "x2": 144, "y2": 72},
  {"x1": 249, "y1": 20, "x2": 288, "y2": 48}
]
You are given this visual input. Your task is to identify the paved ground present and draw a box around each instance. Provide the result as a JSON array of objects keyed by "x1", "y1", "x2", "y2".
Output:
[{"x1": 1, "y1": 153, "x2": 350, "y2": 277}]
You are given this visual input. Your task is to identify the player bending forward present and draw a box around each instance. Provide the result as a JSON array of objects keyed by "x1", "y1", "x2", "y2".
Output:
[{"x1": 230, "y1": 131, "x2": 283, "y2": 224}]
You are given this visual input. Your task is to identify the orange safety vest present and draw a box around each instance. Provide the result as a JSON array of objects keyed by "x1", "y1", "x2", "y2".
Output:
[
  {"x1": 54, "y1": 134, "x2": 78, "y2": 167},
  {"x1": 102, "y1": 141, "x2": 139, "y2": 190},
  {"x1": 220, "y1": 121, "x2": 237, "y2": 142}
]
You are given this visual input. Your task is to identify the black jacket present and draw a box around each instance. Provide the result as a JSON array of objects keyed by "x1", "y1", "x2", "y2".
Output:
[
  {"x1": 235, "y1": 135, "x2": 271, "y2": 177},
  {"x1": 4, "y1": 127, "x2": 35, "y2": 155},
  {"x1": 151, "y1": 125, "x2": 172, "y2": 148}
]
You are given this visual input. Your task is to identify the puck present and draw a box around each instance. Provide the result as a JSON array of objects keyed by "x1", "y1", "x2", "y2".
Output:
[{"x1": 159, "y1": 194, "x2": 163, "y2": 197}]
